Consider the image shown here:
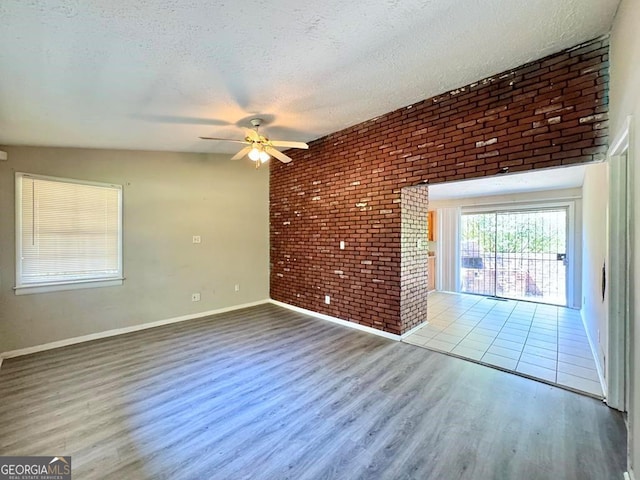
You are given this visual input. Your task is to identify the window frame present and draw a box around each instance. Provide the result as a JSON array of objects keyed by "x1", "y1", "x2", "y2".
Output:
[{"x1": 14, "y1": 172, "x2": 124, "y2": 295}]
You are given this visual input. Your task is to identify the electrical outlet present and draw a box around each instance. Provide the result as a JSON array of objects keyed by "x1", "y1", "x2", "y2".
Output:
[
  {"x1": 191, "y1": 293, "x2": 200, "y2": 302},
  {"x1": 340, "y1": 241, "x2": 345, "y2": 250},
  {"x1": 235, "y1": 284, "x2": 240, "y2": 292},
  {"x1": 325, "y1": 295, "x2": 330, "y2": 305},
  {"x1": 192, "y1": 236, "x2": 201, "y2": 244}
]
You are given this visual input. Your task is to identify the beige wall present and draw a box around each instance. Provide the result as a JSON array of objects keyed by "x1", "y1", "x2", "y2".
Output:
[
  {"x1": 0, "y1": 146, "x2": 269, "y2": 353},
  {"x1": 610, "y1": 0, "x2": 640, "y2": 476},
  {"x1": 580, "y1": 162, "x2": 608, "y2": 376}
]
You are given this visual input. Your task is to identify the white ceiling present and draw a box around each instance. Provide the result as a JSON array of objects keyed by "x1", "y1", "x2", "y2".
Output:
[
  {"x1": 0, "y1": 0, "x2": 619, "y2": 153},
  {"x1": 429, "y1": 164, "x2": 588, "y2": 201}
]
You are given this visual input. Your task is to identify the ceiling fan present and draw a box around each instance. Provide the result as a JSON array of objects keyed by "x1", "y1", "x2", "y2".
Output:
[{"x1": 199, "y1": 118, "x2": 309, "y2": 167}]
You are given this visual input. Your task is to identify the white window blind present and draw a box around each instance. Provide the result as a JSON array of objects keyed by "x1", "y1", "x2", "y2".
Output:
[{"x1": 16, "y1": 173, "x2": 123, "y2": 293}]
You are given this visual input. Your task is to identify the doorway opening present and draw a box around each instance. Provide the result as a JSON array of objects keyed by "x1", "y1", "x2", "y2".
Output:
[
  {"x1": 460, "y1": 208, "x2": 568, "y2": 306},
  {"x1": 401, "y1": 164, "x2": 607, "y2": 397}
]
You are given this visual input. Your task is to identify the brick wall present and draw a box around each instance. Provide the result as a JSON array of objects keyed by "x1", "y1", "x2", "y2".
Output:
[
  {"x1": 270, "y1": 35, "x2": 609, "y2": 335},
  {"x1": 400, "y1": 186, "x2": 430, "y2": 332}
]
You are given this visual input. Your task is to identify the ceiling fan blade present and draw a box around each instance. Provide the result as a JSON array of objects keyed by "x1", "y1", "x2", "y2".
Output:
[
  {"x1": 231, "y1": 146, "x2": 252, "y2": 160},
  {"x1": 270, "y1": 140, "x2": 309, "y2": 149},
  {"x1": 266, "y1": 146, "x2": 293, "y2": 164},
  {"x1": 199, "y1": 137, "x2": 249, "y2": 144},
  {"x1": 244, "y1": 128, "x2": 261, "y2": 142}
]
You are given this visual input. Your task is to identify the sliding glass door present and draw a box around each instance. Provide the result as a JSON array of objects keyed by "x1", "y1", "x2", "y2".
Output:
[{"x1": 460, "y1": 208, "x2": 568, "y2": 305}]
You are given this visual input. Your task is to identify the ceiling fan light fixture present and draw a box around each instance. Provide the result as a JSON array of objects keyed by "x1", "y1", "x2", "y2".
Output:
[
  {"x1": 199, "y1": 117, "x2": 308, "y2": 166},
  {"x1": 248, "y1": 147, "x2": 261, "y2": 161}
]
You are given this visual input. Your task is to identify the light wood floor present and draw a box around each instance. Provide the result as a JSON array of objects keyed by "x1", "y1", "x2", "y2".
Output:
[{"x1": 0, "y1": 304, "x2": 627, "y2": 479}]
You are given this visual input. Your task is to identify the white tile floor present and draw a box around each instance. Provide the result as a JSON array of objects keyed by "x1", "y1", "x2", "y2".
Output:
[{"x1": 404, "y1": 291, "x2": 604, "y2": 397}]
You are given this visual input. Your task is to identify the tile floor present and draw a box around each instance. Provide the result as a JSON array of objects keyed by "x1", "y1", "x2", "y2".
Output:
[{"x1": 404, "y1": 291, "x2": 604, "y2": 397}]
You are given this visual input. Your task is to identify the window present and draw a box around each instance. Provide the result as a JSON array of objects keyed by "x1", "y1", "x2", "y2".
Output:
[
  {"x1": 15, "y1": 173, "x2": 123, "y2": 295},
  {"x1": 459, "y1": 206, "x2": 571, "y2": 306}
]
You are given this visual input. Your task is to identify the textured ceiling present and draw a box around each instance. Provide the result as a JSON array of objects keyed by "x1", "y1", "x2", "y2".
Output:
[{"x1": 0, "y1": 0, "x2": 620, "y2": 153}]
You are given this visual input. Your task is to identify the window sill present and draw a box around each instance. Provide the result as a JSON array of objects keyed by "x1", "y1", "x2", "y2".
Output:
[{"x1": 14, "y1": 278, "x2": 124, "y2": 295}]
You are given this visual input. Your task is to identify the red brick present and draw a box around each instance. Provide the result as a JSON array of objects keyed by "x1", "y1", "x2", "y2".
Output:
[{"x1": 270, "y1": 35, "x2": 609, "y2": 336}]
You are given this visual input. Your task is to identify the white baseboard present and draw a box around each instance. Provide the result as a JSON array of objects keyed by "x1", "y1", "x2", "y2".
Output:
[
  {"x1": 580, "y1": 309, "x2": 608, "y2": 398},
  {"x1": 0, "y1": 299, "x2": 270, "y2": 361},
  {"x1": 269, "y1": 300, "x2": 401, "y2": 341}
]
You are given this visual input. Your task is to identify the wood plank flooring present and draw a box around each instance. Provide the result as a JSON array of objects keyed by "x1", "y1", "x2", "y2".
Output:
[{"x1": 0, "y1": 304, "x2": 627, "y2": 479}]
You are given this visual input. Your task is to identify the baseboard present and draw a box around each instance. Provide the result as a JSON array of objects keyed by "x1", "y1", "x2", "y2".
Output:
[
  {"x1": 580, "y1": 309, "x2": 608, "y2": 398},
  {"x1": 269, "y1": 300, "x2": 401, "y2": 341},
  {"x1": 0, "y1": 299, "x2": 270, "y2": 361}
]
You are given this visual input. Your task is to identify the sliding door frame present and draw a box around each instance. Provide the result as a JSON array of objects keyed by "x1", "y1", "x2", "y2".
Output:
[{"x1": 461, "y1": 200, "x2": 579, "y2": 308}]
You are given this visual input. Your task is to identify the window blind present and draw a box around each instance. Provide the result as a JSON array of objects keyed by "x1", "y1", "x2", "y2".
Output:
[{"x1": 17, "y1": 174, "x2": 122, "y2": 287}]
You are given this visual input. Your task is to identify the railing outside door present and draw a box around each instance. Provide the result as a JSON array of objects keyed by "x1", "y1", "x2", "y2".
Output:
[{"x1": 460, "y1": 208, "x2": 568, "y2": 306}]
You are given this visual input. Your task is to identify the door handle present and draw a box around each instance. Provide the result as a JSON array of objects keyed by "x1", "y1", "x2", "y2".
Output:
[{"x1": 557, "y1": 253, "x2": 567, "y2": 266}]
